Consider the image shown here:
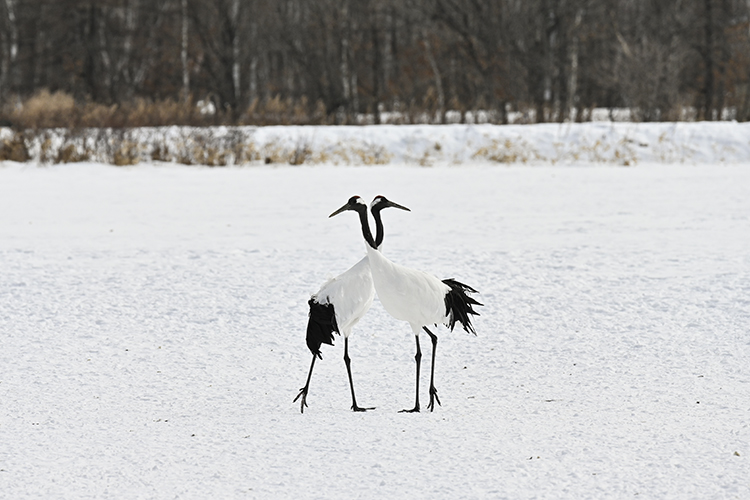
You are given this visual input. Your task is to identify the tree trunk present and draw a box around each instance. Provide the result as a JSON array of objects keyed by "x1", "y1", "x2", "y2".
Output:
[
  {"x1": 231, "y1": 0, "x2": 241, "y2": 108},
  {"x1": 181, "y1": 0, "x2": 190, "y2": 102},
  {"x1": 423, "y1": 32, "x2": 444, "y2": 124},
  {"x1": 703, "y1": 0, "x2": 714, "y2": 120},
  {"x1": 340, "y1": 0, "x2": 351, "y2": 123},
  {"x1": 1, "y1": 0, "x2": 18, "y2": 99}
]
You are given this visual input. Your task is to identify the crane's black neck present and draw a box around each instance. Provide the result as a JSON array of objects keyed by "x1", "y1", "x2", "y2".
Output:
[
  {"x1": 371, "y1": 206, "x2": 385, "y2": 248},
  {"x1": 355, "y1": 205, "x2": 378, "y2": 250}
]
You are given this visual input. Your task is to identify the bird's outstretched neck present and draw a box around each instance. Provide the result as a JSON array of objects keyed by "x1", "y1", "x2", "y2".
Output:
[
  {"x1": 329, "y1": 196, "x2": 378, "y2": 249},
  {"x1": 357, "y1": 206, "x2": 378, "y2": 249},
  {"x1": 372, "y1": 207, "x2": 385, "y2": 248},
  {"x1": 370, "y1": 195, "x2": 411, "y2": 248}
]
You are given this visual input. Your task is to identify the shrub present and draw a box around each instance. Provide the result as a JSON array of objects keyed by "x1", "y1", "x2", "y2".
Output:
[
  {"x1": 11, "y1": 90, "x2": 77, "y2": 129},
  {"x1": 0, "y1": 133, "x2": 29, "y2": 161}
]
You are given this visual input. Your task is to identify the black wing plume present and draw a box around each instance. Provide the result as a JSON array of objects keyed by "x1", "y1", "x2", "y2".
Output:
[
  {"x1": 442, "y1": 278, "x2": 483, "y2": 335},
  {"x1": 306, "y1": 298, "x2": 339, "y2": 359}
]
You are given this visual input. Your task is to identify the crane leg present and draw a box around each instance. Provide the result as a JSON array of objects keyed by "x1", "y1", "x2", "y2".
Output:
[
  {"x1": 344, "y1": 337, "x2": 375, "y2": 412},
  {"x1": 294, "y1": 355, "x2": 316, "y2": 414},
  {"x1": 400, "y1": 335, "x2": 422, "y2": 413},
  {"x1": 423, "y1": 326, "x2": 441, "y2": 411}
]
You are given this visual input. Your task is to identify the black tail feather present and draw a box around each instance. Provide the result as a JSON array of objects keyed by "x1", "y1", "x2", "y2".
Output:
[
  {"x1": 306, "y1": 298, "x2": 339, "y2": 359},
  {"x1": 442, "y1": 278, "x2": 483, "y2": 335}
]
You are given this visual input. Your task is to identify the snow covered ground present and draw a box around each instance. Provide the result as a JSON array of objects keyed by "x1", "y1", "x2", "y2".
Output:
[
  {"x1": 5, "y1": 121, "x2": 750, "y2": 166},
  {"x1": 1, "y1": 158, "x2": 749, "y2": 498}
]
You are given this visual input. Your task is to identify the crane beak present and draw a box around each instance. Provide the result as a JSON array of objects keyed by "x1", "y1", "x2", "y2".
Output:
[
  {"x1": 329, "y1": 202, "x2": 352, "y2": 218},
  {"x1": 386, "y1": 200, "x2": 411, "y2": 212}
]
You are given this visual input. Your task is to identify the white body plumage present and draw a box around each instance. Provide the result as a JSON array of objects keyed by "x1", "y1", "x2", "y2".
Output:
[
  {"x1": 311, "y1": 255, "x2": 374, "y2": 338},
  {"x1": 366, "y1": 245, "x2": 449, "y2": 335}
]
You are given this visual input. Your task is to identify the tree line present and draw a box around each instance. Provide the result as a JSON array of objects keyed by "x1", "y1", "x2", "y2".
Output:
[{"x1": 1, "y1": 0, "x2": 750, "y2": 127}]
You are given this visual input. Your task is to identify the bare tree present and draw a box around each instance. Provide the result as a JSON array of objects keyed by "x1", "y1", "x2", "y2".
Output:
[
  {"x1": 2, "y1": 0, "x2": 750, "y2": 125},
  {"x1": 0, "y1": 0, "x2": 19, "y2": 101}
]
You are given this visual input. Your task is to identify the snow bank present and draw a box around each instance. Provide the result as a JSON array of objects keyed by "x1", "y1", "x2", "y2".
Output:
[{"x1": 3, "y1": 121, "x2": 750, "y2": 166}]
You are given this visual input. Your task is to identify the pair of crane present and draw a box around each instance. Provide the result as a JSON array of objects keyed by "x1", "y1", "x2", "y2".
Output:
[{"x1": 294, "y1": 195, "x2": 482, "y2": 413}]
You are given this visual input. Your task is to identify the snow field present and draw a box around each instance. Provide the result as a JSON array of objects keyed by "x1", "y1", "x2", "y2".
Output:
[{"x1": 0, "y1": 161, "x2": 749, "y2": 498}]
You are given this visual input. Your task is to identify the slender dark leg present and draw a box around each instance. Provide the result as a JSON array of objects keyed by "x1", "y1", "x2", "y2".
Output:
[
  {"x1": 400, "y1": 335, "x2": 422, "y2": 413},
  {"x1": 293, "y1": 355, "x2": 316, "y2": 414},
  {"x1": 423, "y1": 327, "x2": 441, "y2": 411},
  {"x1": 344, "y1": 337, "x2": 374, "y2": 412}
]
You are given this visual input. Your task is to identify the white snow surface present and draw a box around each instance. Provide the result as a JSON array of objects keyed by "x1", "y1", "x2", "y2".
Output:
[{"x1": 1, "y1": 157, "x2": 749, "y2": 498}]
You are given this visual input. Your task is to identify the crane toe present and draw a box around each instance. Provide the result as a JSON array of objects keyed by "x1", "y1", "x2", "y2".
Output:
[
  {"x1": 399, "y1": 406, "x2": 420, "y2": 413},
  {"x1": 351, "y1": 405, "x2": 375, "y2": 412}
]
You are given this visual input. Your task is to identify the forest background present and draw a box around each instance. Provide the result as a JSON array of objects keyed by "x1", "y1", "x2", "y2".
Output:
[{"x1": 1, "y1": 0, "x2": 750, "y2": 129}]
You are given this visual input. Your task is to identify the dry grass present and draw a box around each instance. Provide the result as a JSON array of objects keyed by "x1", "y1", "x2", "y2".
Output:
[
  {"x1": 56, "y1": 144, "x2": 89, "y2": 163},
  {"x1": 0, "y1": 133, "x2": 29, "y2": 161},
  {"x1": 473, "y1": 139, "x2": 532, "y2": 163},
  {"x1": 1, "y1": 89, "x2": 335, "y2": 130},
  {"x1": 9, "y1": 90, "x2": 76, "y2": 129},
  {"x1": 242, "y1": 95, "x2": 328, "y2": 126}
]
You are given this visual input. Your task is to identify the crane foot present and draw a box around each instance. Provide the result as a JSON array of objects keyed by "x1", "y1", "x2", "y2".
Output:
[
  {"x1": 293, "y1": 387, "x2": 309, "y2": 414},
  {"x1": 351, "y1": 405, "x2": 375, "y2": 412},
  {"x1": 427, "y1": 385, "x2": 441, "y2": 412}
]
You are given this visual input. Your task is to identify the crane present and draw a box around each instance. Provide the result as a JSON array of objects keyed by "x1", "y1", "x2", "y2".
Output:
[
  {"x1": 294, "y1": 196, "x2": 410, "y2": 413},
  {"x1": 330, "y1": 195, "x2": 482, "y2": 412}
]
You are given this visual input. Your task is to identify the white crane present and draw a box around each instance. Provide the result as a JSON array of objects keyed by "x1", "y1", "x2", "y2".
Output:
[
  {"x1": 330, "y1": 195, "x2": 482, "y2": 412},
  {"x1": 294, "y1": 196, "x2": 410, "y2": 413}
]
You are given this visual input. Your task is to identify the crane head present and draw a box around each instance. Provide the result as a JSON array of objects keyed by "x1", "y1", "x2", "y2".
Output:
[
  {"x1": 370, "y1": 195, "x2": 411, "y2": 213},
  {"x1": 329, "y1": 195, "x2": 368, "y2": 218}
]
